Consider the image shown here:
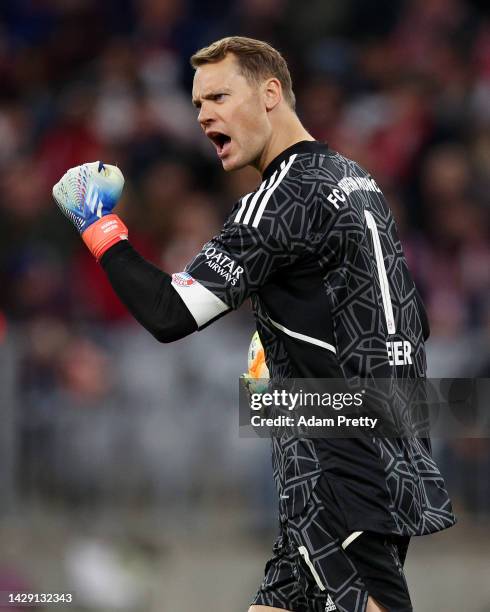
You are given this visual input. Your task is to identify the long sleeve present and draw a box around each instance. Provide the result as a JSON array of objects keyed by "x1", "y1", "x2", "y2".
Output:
[{"x1": 100, "y1": 241, "x2": 198, "y2": 342}]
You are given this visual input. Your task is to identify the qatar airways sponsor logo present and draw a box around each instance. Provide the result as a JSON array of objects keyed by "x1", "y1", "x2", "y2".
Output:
[{"x1": 204, "y1": 247, "x2": 243, "y2": 286}]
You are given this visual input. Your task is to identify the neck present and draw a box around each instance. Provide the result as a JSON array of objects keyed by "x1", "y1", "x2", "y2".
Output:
[{"x1": 255, "y1": 110, "x2": 314, "y2": 174}]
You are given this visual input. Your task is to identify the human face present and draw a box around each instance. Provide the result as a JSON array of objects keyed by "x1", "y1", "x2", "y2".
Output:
[{"x1": 192, "y1": 55, "x2": 270, "y2": 172}]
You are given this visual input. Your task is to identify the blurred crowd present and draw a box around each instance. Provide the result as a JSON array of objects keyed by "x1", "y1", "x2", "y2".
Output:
[{"x1": 0, "y1": 0, "x2": 489, "y2": 522}]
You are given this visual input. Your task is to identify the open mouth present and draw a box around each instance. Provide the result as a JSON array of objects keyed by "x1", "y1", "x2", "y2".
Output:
[{"x1": 207, "y1": 132, "x2": 232, "y2": 158}]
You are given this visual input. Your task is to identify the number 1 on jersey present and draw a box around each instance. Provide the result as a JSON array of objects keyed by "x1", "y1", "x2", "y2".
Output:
[{"x1": 364, "y1": 210, "x2": 396, "y2": 334}]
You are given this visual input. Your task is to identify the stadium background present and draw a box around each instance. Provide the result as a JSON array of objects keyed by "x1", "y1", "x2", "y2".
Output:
[{"x1": 0, "y1": 0, "x2": 488, "y2": 610}]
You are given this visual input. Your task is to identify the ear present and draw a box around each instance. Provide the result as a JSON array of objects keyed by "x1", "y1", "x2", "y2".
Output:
[{"x1": 262, "y1": 78, "x2": 282, "y2": 112}]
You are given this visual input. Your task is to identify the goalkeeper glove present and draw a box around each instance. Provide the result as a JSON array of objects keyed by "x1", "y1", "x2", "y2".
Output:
[{"x1": 53, "y1": 161, "x2": 128, "y2": 260}]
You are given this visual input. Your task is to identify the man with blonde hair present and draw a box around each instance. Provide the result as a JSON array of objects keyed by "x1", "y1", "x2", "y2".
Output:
[{"x1": 53, "y1": 36, "x2": 455, "y2": 612}]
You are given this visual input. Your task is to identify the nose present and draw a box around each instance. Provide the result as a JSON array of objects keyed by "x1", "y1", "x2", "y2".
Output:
[{"x1": 198, "y1": 102, "x2": 213, "y2": 128}]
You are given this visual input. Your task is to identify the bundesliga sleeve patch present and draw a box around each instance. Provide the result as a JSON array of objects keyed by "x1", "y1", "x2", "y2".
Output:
[
  {"x1": 171, "y1": 272, "x2": 196, "y2": 287},
  {"x1": 171, "y1": 272, "x2": 229, "y2": 327}
]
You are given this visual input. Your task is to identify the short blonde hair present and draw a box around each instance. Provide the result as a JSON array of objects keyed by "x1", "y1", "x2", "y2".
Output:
[{"x1": 190, "y1": 36, "x2": 296, "y2": 109}]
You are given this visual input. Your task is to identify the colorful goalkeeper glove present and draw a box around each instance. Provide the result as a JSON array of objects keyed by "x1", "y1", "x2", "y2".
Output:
[{"x1": 52, "y1": 161, "x2": 128, "y2": 260}]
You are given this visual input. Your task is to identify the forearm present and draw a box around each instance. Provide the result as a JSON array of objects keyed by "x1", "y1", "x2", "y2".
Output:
[{"x1": 100, "y1": 241, "x2": 197, "y2": 342}]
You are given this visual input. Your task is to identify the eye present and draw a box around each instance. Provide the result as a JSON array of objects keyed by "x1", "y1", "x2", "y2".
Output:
[{"x1": 213, "y1": 93, "x2": 226, "y2": 102}]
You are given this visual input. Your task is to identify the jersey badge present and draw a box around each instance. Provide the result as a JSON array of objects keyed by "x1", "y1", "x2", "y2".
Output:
[{"x1": 172, "y1": 272, "x2": 196, "y2": 287}]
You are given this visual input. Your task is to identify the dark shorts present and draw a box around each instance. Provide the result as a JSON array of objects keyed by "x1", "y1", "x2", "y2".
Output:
[{"x1": 252, "y1": 477, "x2": 412, "y2": 612}]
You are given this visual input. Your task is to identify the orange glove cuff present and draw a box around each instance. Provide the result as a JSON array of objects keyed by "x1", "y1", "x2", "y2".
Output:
[{"x1": 82, "y1": 214, "x2": 128, "y2": 261}]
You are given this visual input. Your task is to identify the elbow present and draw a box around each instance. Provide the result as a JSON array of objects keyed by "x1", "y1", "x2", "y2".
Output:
[
  {"x1": 138, "y1": 298, "x2": 199, "y2": 343},
  {"x1": 150, "y1": 327, "x2": 183, "y2": 343},
  {"x1": 149, "y1": 322, "x2": 196, "y2": 344},
  {"x1": 153, "y1": 331, "x2": 181, "y2": 344}
]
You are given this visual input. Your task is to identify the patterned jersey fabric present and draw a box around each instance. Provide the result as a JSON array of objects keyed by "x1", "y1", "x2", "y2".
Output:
[{"x1": 173, "y1": 140, "x2": 455, "y2": 536}]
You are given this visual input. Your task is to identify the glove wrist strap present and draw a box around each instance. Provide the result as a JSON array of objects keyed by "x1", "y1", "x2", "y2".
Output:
[{"x1": 82, "y1": 214, "x2": 128, "y2": 261}]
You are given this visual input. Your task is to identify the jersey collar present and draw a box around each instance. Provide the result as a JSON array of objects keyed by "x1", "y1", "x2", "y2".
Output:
[{"x1": 262, "y1": 140, "x2": 329, "y2": 181}]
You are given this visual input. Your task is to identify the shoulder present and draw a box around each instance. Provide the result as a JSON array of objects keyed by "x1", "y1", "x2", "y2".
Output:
[
  {"x1": 290, "y1": 149, "x2": 373, "y2": 209},
  {"x1": 223, "y1": 147, "x2": 359, "y2": 237},
  {"x1": 229, "y1": 151, "x2": 329, "y2": 230}
]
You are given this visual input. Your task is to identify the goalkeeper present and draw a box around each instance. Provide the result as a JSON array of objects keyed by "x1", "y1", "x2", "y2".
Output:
[{"x1": 53, "y1": 37, "x2": 455, "y2": 612}]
